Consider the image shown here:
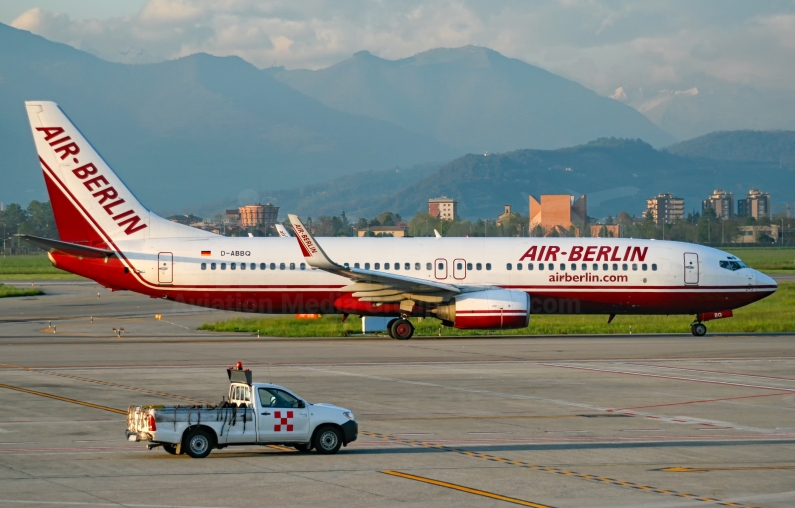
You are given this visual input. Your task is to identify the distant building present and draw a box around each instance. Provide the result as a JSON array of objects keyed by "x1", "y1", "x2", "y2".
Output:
[
  {"x1": 356, "y1": 225, "x2": 408, "y2": 237},
  {"x1": 737, "y1": 189, "x2": 770, "y2": 219},
  {"x1": 702, "y1": 190, "x2": 734, "y2": 219},
  {"x1": 646, "y1": 193, "x2": 684, "y2": 225},
  {"x1": 225, "y1": 209, "x2": 241, "y2": 224},
  {"x1": 496, "y1": 205, "x2": 516, "y2": 225},
  {"x1": 589, "y1": 224, "x2": 622, "y2": 238},
  {"x1": 238, "y1": 203, "x2": 280, "y2": 228},
  {"x1": 428, "y1": 196, "x2": 458, "y2": 221},
  {"x1": 736, "y1": 225, "x2": 779, "y2": 244},
  {"x1": 529, "y1": 194, "x2": 587, "y2": 237}
]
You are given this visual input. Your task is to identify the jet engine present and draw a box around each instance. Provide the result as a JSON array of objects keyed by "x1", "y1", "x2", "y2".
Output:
[{"x1": 432, "y1": 289, "x2": 530, "y2": 329}]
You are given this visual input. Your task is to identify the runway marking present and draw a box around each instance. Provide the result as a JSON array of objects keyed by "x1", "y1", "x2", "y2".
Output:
[
  {"x1": 0, "y1": 363, "x2": 211, "y2": 404},
  {"x1": 612, "y1": 392, "x2": 789, "y2": 411},
  {"x1": 364, "y1": 431, "x2": 761, "y2": 508},
  {"x1": 381, "y1": 470, "x2": 554, "y2": 507},
  {"x1": 365, "y1": 414, "x2": 577, "y2": 421},
  {"x1": 0, "y1": 383, "x2": 126, "y2": 414},
  {"x1": 626, "y1": 362, "x2": 795, "y2": 382},
  {"x1": 659, "y1": 466, "x2": 795, "y2": 473}
]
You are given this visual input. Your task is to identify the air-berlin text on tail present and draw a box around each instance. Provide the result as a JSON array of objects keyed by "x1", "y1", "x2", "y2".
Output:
[
  {"x1": 36, "y1": 127, "x2": 147, "y2": 235},
  {"x1": 519, "y1": 245, "x2": 648, "y2": 262}
]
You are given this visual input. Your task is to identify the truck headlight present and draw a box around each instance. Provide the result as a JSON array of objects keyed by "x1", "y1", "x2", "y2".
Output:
[{"x1": 343, "y1": 411, "x2": 354, "y2": 420}]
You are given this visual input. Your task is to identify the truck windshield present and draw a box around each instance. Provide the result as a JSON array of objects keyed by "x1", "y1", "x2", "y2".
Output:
[{"x1": 259, "y1": 387, "x2": 302, "y2": 408}]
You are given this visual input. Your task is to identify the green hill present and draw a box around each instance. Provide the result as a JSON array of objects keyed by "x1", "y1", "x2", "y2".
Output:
[{"x1": 667, "y1": 130, "x2": 795, "y2": 167}]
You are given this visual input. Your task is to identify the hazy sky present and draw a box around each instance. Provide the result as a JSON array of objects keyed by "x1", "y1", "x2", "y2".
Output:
[{"x1": 4, "y1": 0, "x2": 795, "y2": 95}]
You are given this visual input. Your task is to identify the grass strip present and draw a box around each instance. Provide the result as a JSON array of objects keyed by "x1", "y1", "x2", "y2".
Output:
[
  {"x1": 0, "y1": 283, "x2": 44, "y2": 298},
  {"x1": 0, "y1": 254, "x2": 84, "y2": 280},
  {"x1": 201, "y1": 283, "x2": 794, "y2": 336}
]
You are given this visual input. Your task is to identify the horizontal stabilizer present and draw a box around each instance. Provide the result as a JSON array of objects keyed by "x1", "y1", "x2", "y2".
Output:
[{"x1": 15, "y1": 235, "x2": 116, "y2": 259}]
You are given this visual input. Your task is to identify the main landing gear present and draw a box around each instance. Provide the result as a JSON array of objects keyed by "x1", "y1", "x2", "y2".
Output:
[
  {"x1": 388, "y1": 317, "x2": 414, "y2": 340},
  {"x1": 690, "y1": 322, "x2": 707, "y2": 337}
]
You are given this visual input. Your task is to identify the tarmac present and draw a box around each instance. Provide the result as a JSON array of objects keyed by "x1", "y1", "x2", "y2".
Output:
[{"x1": 0, "y1": 281, "x2": 794, "y2": 508}]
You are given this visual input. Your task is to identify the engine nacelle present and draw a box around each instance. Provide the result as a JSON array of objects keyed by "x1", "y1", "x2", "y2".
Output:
[{"x1": 433, "y1": 289, "x2": 530, "y2": 330}]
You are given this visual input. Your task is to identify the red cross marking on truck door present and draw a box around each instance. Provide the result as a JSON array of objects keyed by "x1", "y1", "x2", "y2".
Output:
[{"x1": 273, "y1": 411, "x2": 294, "y2": 431}]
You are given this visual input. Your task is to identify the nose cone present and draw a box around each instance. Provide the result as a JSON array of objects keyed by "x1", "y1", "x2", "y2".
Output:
[{"x1": 754, "y1": 270, "x2": 777, "y2": 290}]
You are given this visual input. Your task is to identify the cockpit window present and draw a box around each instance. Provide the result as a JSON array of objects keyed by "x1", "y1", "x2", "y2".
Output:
[{"x1": 719, "y1": 259, "x2": 748, "y2": 271}]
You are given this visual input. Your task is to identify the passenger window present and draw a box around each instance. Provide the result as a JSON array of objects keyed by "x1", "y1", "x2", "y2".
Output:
[
  {"x1": 457, "y1": 262, "x2": 464, "y2": 270},
  {"x1": 250, "y1": 263, "x2": 255, "y2": 270},
  {"x1": 632, "y1": 263, "x2": 637, "y2": 271},
  {"x1": 415, "y1": 263, "x2": 420, "y2": 270},
  {"x1": 394, "y1": 263, "x2": 399, "y2": 271},
  {"x1": 404, "y1": 263, "x2": 410, "y2": 270},
  {"x1": 279, "y1": 263, "x2": 286, "y2": 270},
  {"x1": 300, "y1": 263, "x2": 306, "y2": 270},
  {"x1": 582, "y1": 263, "x2": 587, "y2": 270},
  {"x1": 571, "y1": 264, "x2": 576, "y2": 271},
  {"x1": 426, "y1": 263, "x2": 432, "y2": 270},
  {"x1": 603, "y1": 263, "x2": 608, "y2": 271},
  {"x1": 438, "y1": 262, "x2": 444, "y2": 270},
  {"x1": 593, "y1": 263, "x2": 598, "y2": 271},
  {"x1": 385, "y1": 263, "x2": 390, "y2": 270},
  {"x1": 506, "y1": 263, "x2": 512, "y2": 270},
  {"x1": 652, "y1": 264, "x2": 658, "y2": 271},
  {"x1": 375, "y1": 263, "x2": 381, "y2": 270},
  {"x1": 467, "y1": 262, "x2": 473, "y2": 270},
  {"x1": 538, "y1": 263, "x2": 544, "y2": 271},
  {"x1": 231, "y1": 262, "x2": 236, "y2": 270},
  {"x1": 642, "y1": 264, "x2": 647, "y2": 271},
  {"x1": 258, "y1": 387, "x2": 301, "y2": 408},
  {"x1": 221, "y1": 263, "x2": 226, "y2": 270},
  {"x1": 622, "y1": 263, "x2": 628, "y2": 271},
  {"x1": 528, "y1": 263, "x2": 534, "y2": 270},
  {"x1": 290, "y1": 263, "x2": 295, "y2": 270},
  {"x1": 612, "y1": 263, "x2": 618, "y2": 271},
  {"x1": 517, "y1": 263, "x2": 522, "y2": 271},
  {"x1": 201, "y1": 263, "x2": 206, "y2": 270},
  {"x1": 270, "y1": 263, "x2": 276, "y2": 270},
  {"x1": 560, "y1": 263, "x2": 565, "y2": 270},
  {"x1": 476, "y1": 263, "x2": 482, "y2": 270},
  {"x1": 486, "y1": 263, "x2": 492, "y2": 270},
  {"x1": 240, "y1": 263, "x2": 245, "y2": 270},
  {"x1": 211, "y1": 263, "x2": 216, "y2": 270},
  {"x1": 354, "y1": 263, "x2": 360, "y2": 269},
  {"x1": 364, "y1": 263, "x2": 370, "y2": 270}
]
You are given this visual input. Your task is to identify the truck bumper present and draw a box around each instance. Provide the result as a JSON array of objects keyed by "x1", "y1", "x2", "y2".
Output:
[
  {"x1": 341, "y1": 420, "x2": 358, "y2": 444},
  {"x1": 126, "y1": 431, "x2": 152, "y2": 442}
]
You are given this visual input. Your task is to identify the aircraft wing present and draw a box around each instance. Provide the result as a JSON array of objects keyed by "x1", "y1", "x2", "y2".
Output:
[
  {"x1": 288, "y1": 214, "x2": 460, "y2": 305},
  {"x1": 15, "y1": 235, "x2": 116, "y2": 259}
]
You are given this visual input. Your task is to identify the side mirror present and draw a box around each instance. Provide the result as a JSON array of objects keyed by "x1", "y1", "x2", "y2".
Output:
[{"x1": 297, "y1": 400, "x2": 306, "y2": 408}]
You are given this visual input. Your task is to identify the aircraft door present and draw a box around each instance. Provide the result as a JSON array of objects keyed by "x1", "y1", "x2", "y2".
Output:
[
  {"x1": 158, "y1": 252, "x2": 173, "y2": 284},
  {"x1": 683, "y1": 252, "x2": 699, "y2": 285},
  {"x1": 453, "y1": 258, "x2": 467, "y2": 280},
  {"x1": 434, "y1": 258, "x2": 448, "y2": 280}
]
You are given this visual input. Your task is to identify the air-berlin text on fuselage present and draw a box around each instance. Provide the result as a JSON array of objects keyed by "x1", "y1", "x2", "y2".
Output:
[
  {"x1": 36, "y1": 126, "x2": 147, "y2": 235},
  {"x1": 519, "y1": 245, "x2": 648, "y2": 262}
]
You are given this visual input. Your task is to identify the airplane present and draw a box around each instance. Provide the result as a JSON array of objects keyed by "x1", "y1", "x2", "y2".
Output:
[{"x1": 17, "y1": 101, "x2": 777, "y2": 339}]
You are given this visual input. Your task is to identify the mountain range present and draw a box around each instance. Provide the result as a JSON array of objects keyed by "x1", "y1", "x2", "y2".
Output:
[{"x1": 2, "y1": 23, "x2": 674, "y2": 210}]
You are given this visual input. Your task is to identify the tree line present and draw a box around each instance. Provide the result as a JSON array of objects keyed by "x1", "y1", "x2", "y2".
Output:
[{"x1": 0, "y1": 201, "x2": 58, "y2": 253}]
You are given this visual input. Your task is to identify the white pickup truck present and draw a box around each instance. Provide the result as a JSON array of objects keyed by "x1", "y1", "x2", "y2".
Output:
[{"x1": 126, "y1": 367, "x2": 357, "y2": 458}]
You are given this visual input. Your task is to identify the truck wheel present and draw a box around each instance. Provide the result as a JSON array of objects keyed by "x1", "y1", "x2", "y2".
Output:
[
  {"x1": 183, "y1": 429, "x2": 213, "y2": 458},
  {"x1": 162, "y1": 443, "x2": 179, "y2": 455},
  {"x1": 294, "y1": 443, "x2": 312, "y2": 453},
  {"x1": 313, "y1": 426, "x2": 343, "y2": 454}
]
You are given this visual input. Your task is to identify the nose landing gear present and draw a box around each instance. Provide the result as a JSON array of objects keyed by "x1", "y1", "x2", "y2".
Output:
[{"x1": 690, "y1": 322, "x2": 707, "y2": 336}]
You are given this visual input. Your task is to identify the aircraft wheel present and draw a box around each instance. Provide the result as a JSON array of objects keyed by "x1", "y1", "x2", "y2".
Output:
[
  {"x1": 691, "y1": 323, "x2": 707, "y2": 336},
  {"x1": 391, "y1": 319, "x2": 414, "y2": 340},
  {"x1": 386, "y1": 318, "x2": 398, "y2": 338}
]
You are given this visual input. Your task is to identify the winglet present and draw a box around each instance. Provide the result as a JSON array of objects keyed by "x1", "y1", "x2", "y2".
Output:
[
  {"x1": 274, "y1": 224, "x2": 291, "y2": 237},
  {"x1": 288, "y1": 214, "x2": 341, "y2": 270}
]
